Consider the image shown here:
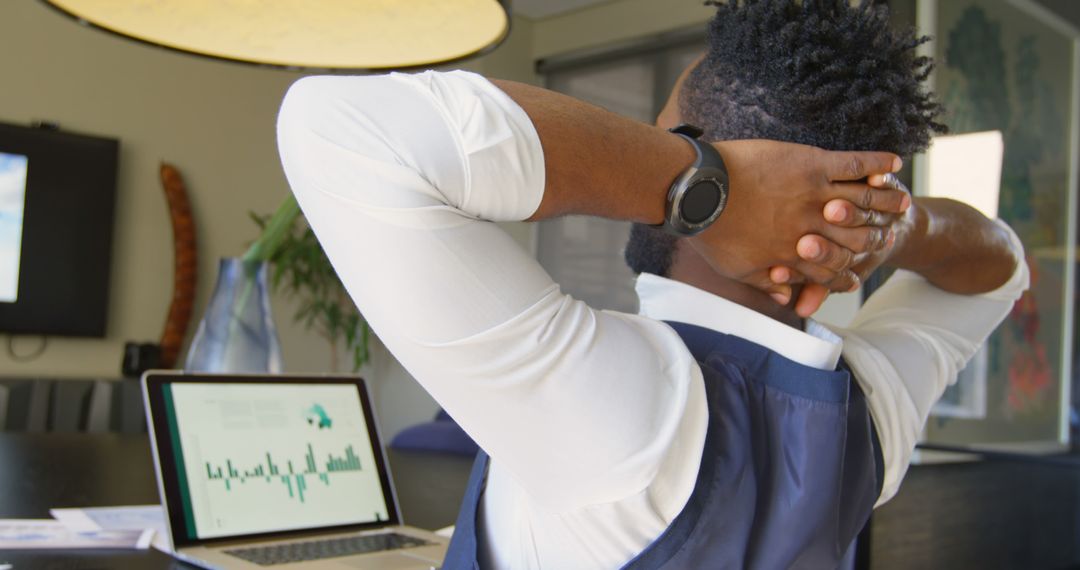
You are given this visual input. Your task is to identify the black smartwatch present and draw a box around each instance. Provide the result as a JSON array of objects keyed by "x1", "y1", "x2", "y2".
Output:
[{"x1": 656, "y1": 123, "x2": 730, "y2": 236}]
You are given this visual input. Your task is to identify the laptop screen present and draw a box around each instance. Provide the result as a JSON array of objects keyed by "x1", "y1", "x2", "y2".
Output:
[{"x1": 145, "y1": 376, "x2": 397, "y2": 546}]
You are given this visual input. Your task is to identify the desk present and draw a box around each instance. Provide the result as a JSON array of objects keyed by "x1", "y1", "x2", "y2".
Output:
[{"x1": 0, "y1": 433, "x2": 474, "y2": 569}]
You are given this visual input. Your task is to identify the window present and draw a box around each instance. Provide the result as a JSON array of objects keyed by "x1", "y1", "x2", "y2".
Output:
[{"x1": 537, "y1": 33, "x2": 704, "y2": 312}]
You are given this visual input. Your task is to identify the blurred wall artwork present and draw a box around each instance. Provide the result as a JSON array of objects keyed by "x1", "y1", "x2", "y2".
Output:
[{"x1": 918, "y1": 0, "x2": 1078, "y2": 450}]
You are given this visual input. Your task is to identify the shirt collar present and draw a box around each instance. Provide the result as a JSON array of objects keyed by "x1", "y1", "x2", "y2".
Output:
[{"x1": 635, "y1": 273, "x2": 842, "y2": 371}]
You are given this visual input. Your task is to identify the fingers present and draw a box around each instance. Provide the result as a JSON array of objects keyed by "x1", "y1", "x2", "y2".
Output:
[
  {"x1": 793, "y1": 235, "x2": 863, "y2": 291},
  {"x1": 823, "y1": 199, "x2": 897, "y2": 228},
  {"x1": 869, "y1": 172, "x2": 907, "y2": 191},
  {"x1": 816, "y1": 223, "x2": 894, "y2": 254},
  {"x1": 769, "y1": 265, "x2": 792, "y2": 284},
  {"x1": 792, "y1": 259, "x2": 860, "y2": 293},
  {"x1": 825, "y1": 172, "x2": 909, "y2": 224},
  {"x1": 771, "y1": 271, "x2": 856, "y2": 316},
  {"x1": 770, "y1": 265, "x2": 858, "y2": 315},
  {"x1": 825, "y1": 198, "x2": 906, "y2": 229},
  {"x1": 750, "y1": 269, "x2": 793, "y2": 305},
  {"x1": 789, "y1": 233, "x2": 889, "y2": 292},
  {"x1": 794, "y1": 283, "x2": 830, "y2": 318},
  {"x1": 769, "y1": 285, "x2": 792, "y2": 306},
  {"x1": 825, "y1": 150, "x2": 902, "y2": 182},
  {"x1": 796, "y1": 234, "x2": 856, "y2": 273},
  {"x1": 830, "y1": 182, "x2": 911, "y2": 215}
]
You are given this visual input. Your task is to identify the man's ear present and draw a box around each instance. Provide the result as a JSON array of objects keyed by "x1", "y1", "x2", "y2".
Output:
[{"x1": 655, "y1": 101, "x2": 681, "y2": 131}]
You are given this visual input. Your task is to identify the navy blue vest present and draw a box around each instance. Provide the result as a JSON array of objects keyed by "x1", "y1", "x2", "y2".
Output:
[{"x1": 443, "y1": 321, "x2": 883, "y2": 569}]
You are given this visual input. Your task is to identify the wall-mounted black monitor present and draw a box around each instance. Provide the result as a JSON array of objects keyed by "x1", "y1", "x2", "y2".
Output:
[{"x1": 0, "y1": 122, "x2": 119, "y2": 337}]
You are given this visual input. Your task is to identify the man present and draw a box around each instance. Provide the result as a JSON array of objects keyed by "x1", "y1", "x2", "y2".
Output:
[
  {"x1": 276, "y1": 2, "x2": 1025, "y2": 569},
  {"x1": 622, "y1": 0, "x2": 1025, "y2": 565}
]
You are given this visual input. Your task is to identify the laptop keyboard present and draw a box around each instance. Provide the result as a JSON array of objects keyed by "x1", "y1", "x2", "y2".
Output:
[{"x1": 224, "y1": 532, "x2": 433, "y2": 566}]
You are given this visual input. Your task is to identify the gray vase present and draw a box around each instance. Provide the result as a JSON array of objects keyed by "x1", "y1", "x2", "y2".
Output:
[{"x1": 184, "y1": 257, "x2": 283, "y2": 373}]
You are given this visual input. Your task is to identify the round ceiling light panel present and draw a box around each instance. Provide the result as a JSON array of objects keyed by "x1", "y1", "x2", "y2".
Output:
[{"x1": 42, "y1": 0, "x2": 511, "y2": 71}]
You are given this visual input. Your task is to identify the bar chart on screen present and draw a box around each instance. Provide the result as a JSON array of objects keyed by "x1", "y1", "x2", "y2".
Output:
[
  {"x1": 204, "y1": 442, "x2": 363, "y2": 503},
  {"x1": 168, "y1": 383, "x2": 390, "y2": 539}
]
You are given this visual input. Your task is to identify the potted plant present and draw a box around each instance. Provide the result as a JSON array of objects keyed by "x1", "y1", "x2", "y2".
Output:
[{"x1": 243, "y1": 196, "x2": 372, "y2": 372}]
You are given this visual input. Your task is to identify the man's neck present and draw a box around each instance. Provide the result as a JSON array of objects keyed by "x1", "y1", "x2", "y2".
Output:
[{"x1": 668, "y1": 244, "x2": 804, "y2": 330}]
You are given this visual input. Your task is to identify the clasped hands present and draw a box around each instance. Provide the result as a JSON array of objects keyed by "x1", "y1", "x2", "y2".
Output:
[{"x1": 692, "y1": 139, "x2": 911, "y2": 317}]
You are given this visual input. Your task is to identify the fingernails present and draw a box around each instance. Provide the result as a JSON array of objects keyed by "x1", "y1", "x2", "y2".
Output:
[
  {"x1": 771, "y1": 292, "x2": 790, "y2": 305},
  {"x1": 801, "y1": 240, "x2": 822, "y2": 260},
  {"x1": 892, "y1": 157, "x2": 903, "y2": 172},
  {"x1": 848, "y1": 281, "x2": 861, "y2": 293},
  {"x1": 900, "y1": 193, "x2": 911, "y2": 211},
  {"x1": 886, "y1": 228, "x2": 896, "y2": 248},
  {"x1": 825, "y1": 202, "x2": 846, "y2": 222}
]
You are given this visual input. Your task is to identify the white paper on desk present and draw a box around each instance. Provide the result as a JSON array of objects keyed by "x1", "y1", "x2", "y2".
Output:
[
  {"x1": 49, "y1": 505, "x2": 169, "y2": 552},
  {"x1": 0, "y1": 519, "x2": 154, "y2": 549}
]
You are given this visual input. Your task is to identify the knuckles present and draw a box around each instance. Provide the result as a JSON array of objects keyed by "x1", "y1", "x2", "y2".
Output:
[
  {"x1": 826, "y1": 246, "x2": 855, "y2": 272},
  {"x1": 859, "y1": 186, "x2": 874, "y2": 210},
  {"x1": 863, "y1": 228, "x2": 877, "y2": 253},
  {"x1": 846, "y1": 156, "x2": 865, "y2": 180},
  {"x1": 827, "y1": 270, "x2": 858, "y2": 292}
]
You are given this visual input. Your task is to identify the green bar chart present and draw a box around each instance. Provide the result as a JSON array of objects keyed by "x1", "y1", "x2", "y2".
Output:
[{"x1": 204, "y1": 443, "x2": 363, "y2": 503}]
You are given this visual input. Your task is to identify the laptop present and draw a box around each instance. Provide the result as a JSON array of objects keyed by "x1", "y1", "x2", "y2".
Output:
[{"x1": 142, "y1": 371, "x2": 450, "y2": 569}]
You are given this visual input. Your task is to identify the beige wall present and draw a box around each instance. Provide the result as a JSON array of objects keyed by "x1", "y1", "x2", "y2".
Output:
[
  {"x1": 0, "y1": 1, "x2": 308, "y2": 378},
  {"x1": 0, "y1": 0, "x2": 705, "y2": 437}
]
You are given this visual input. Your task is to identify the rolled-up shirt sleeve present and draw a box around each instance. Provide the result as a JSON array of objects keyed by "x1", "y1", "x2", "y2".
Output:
[
  {"x1": 275, "y1": 71, "x2": 704, "y2": 513},
  {"x1": 836, "y1": 220, "x2": 1029, "y2": 505}
]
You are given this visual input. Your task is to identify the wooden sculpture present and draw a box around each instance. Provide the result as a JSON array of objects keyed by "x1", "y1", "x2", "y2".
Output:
[{"x1": 158, "y1": 163, "x2": 197, "y2": 368}]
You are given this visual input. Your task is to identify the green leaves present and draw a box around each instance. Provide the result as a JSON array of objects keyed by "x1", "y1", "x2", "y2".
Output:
[
  {"x1": 247, "y1": 196, "x2": 370, "y2": 371},
  {"x1": 244, "y1": 196, "x2": 302, "y2": 266}
]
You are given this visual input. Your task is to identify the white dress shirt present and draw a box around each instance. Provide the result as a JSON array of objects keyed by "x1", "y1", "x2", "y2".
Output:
[{"x1": 276, "y1": 70, "x2": 1028, "y2": 569}]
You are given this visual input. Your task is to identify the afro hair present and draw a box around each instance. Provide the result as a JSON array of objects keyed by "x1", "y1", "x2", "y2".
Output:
[{"x1": 625, "y1": 0, "x2": 946, "y2": 277}]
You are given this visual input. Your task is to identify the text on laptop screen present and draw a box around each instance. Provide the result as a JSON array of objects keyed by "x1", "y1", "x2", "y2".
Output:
[
  {"x1": 161, "y1": 382, "x2": 391, "y2": 540},
  {"x1": 0, "y1": 152, "x2": 28, "y2": 304}
]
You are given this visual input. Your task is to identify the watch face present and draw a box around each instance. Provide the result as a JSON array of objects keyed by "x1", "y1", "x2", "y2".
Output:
[{"x1": 680, "y1": 180, "x2": 724, "y2": 224}]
